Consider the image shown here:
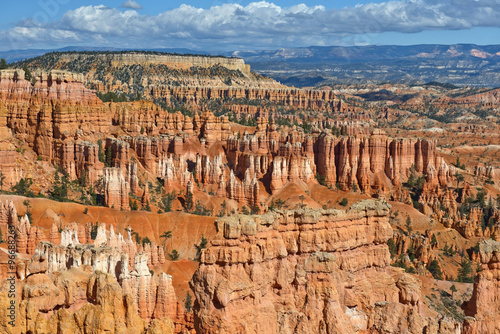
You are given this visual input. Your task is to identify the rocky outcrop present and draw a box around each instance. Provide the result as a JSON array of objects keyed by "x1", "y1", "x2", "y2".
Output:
[
  {"x1": 153, "y1": 86, "x2": 345, "y2": 113},
  {"x1": 392, "y1": 229, "x2": 438, "y2": 266},
  {"x1": 1, "y1": 68, "x2": 451, "y2": 206},
  {"x1": 9, "y1": 226, "x2": 179, "y2": 332},
  {"x1": 0, "y1": 69, "x2": 101, "y2": 106},
  {"x1": 474, "y1": 165, "x2": 500, "y2": 180},
  {"x1": 2, "y1": 267, "x2": 176, "y2": 334},
  {"x1": 0, "y1": 200, "x2": 191, "y2": 334},
  {"x1": 463, "y1": 239, "x2": 500, "y2": 333},
  {"x1": 191, "y1": 200, "x2": 459, "y2": 333},
  {"x1": 224, "y1": 127, "x2": 449, "y2": 194},
  {"x1": 0, "y1": 146, "x2": 21, "y2": 189},
  {"x1": 0, "y1": 200, "x2": 45, "y2": 255},
  {"x1": 103, "y1": 167, "x2": 130, "y2": 211}
]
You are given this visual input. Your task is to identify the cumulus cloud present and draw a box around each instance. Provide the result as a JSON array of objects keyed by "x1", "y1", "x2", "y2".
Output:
[
  {"x1": 1, "y1": 0, "x2": 499, "y2": 51},
  {"x1": 121, "y1": 0, "x2": 143, "y2": 10}
]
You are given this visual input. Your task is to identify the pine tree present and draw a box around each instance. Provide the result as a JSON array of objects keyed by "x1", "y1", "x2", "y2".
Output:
[
  {"x1": 22, "y1": 65, "x2": 32, "y2": 81},
  {"x1": 195, "y1": 235, "x2": 208, "y2": 261},
  {"x1": 169, "y1": 249, "x2": 179, "y2": 261},
  {"x1": 97, "y1": 140, "x2": 105, "y2": 163},
  {"x1": 405, "y1": 216, "x2": 413, "y2": 235},
  {"x1": 457, "y1": 257, "x2": 474, "y2": 283},
  {"x1": 0, "y1": 170, "x2": 5, "y2": 191},
  {"x1": 105, "y1": 146, "x2": 113, "y2": 167},
  {"x1": 450, "y1": 284, "x2": 457, "y2": 297},
  {"x1": 185, "y1": 191, "x2": 193, "y2": 212},
  {"x1": 184, "y1": 292, "x2": 192, "y2": 312},
  {"x1": 428, "y1": 259, "x2": 443, "y2": 280},
  {"x1": 0, "y1": 58, "x2": 8, "y2": 70}
]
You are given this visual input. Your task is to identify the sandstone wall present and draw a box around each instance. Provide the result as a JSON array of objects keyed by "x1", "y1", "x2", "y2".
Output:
[
  {"x1": 59, "y1": 53, "x2": 253, "y2": 76},
  {"x1": 463, "y1": 239, "x2": 500, "y2": 333},
  {"x1": 190, "y1": 200, "x2": 460, "y2": 333}
]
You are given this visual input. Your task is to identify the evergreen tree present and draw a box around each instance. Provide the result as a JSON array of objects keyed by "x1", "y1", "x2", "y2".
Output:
[
  {"x1": 23, "y1": 199, "x2": 32, "y2": 223},
  {"x1": 405, "y1": 216, "x2": 413, "y2": 235},
  {"x1": 129, "y1": 199, "x2": 139, "y2": 211},
  {"x1": 169, "y1": 249, "x2": 179, "y2": 261},
  {"x1": 450, "y1": 284, "x2": 457, "y2": 297},
  {"x1": 431, "y1": 233, "x2": 438, "y2": 246},
  {"x1": 428, "y1": 259, "x2": 443, "y2": 280},
  {"x1": 457, "y1": 257, "x2": 474, "y2": 283},
  {"x1": 195, "y1": 235, "x2": 208, "y2": 260},
  {"x1": 387, "y1": 238, "x2": 397, "y2": 258},
  {"x1": 184, "y1": 292, "x2": 192, "y2": 312},
  {"x1": 79, "y1": 169, "x2": 86, "y2": 186},
  {"x1": 105, "y1": 146, "x2": 113, "y2": 167},
  {"x1": 185, "y1": 190, "x2": 193, "y2": 212},
  {"x1": 142, "y1": 236, "x2": 151, "y2": 246},
  {"x1": 97, "y1": 139, "x2": 105, "y2": 163},
  {"x1": 0, "y1": 170, "x2": 5, "y2": 191},
  {"x1": 12, "y1": 178, "x2": 34, "y2": 197},
  {"x1": 50, "y1": 171, "x2": 69, "y2": 201},
  {"x1": 454, "y1": 171, "x2": 464, "y2": 190},
  {"x1": 160, "y1": 230, "x2": 172, "y2": 251},
  {"x1": 22, "y1": 65, "x2": 32, "y2": 81},
  {"x1": 0, "y1": 58, "x2": 8, "y2": 70},
  {"x1": 162, "y1": 191, "x2": 175, "y2": 212}
]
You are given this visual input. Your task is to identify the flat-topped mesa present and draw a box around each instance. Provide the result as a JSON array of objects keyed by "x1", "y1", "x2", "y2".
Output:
[
  {"x1": 463, "y1": 239, "x2": 500, "y2": 333},
  {"x1": 191, "y1": 199, "x2": 458, "y2": 334},
  {"x1": 59, "y1": 52, "x2": 253, "y2": 77}
]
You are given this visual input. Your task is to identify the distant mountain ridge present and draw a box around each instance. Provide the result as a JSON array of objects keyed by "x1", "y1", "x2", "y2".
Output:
[
  {"x1": 237, "y1": 44, "x2": 500, "y2": 87},
  {"x1": 2, "y1": 44, "x2": 500, "y2": 87},
  {"x1": 231, "y1": 44, "x2": 500, "y2": 63}
]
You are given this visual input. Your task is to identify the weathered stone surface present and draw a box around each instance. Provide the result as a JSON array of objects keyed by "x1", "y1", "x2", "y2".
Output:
[
  {"x1": 463, "y1": 239, "x2": 500, "y2": 334},
  {"x1": 103, "y1": 167, "x2": 130, "y2": 211},
  {"x1": 191, "y1": 200, "x2": 459, "y2": 334}
]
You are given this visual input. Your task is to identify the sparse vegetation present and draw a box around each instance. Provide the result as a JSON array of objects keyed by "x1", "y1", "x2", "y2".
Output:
[
  {"x1": 169, "y1": 249, "x2": 180, "y2": 261},
  {"x1": 428, "y1": 259, "x2": 443, "y2": 280},
  {"x1": 12, "y1": 178, "x2": 34, "y2": 197},
  {"x1": 195, "y1": 235, "x2": 208, "y2": 261},
  {"x1": 457, "y1": 257, "x2": 474, "y2": 283},
  {"x1": 184, "y1": 292, "x2": 193, "y2": 312},
  {"x1": 0, "y1": 58, "x2": 8, "y2": 70},
  {"x1": 160, "y1": 230, "x2": 172, "y2": 251},
  {"x1": 184, "y1": 191, "x2": 194, "y2": 212},
  {"x1": 49, "y1": 172, "x2": 69, "y2": 202}
]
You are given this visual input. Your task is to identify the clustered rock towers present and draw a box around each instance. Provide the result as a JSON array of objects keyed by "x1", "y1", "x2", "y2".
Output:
[{"x1": 0, "y1": 69, "x2": 453, "y2": 212}]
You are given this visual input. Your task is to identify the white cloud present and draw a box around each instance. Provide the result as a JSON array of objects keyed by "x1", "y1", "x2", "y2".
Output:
[
  {"x1": 121, "y1": 0, "x2": 143, "y2": 10},
  {"x1": 1, "y1": 1, "x2": 499, "y2": 51}
]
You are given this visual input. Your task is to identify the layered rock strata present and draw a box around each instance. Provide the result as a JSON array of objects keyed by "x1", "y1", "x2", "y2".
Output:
[
  {"x1": 103, "y1": 167, "x2": 131, "y2": 210},
  {"x1": 0, "y1": 215, "x2": 182, "y2": 334},
  {"x1": 463, "y1": 239, "x2": 500, "y2": 333},
  {"x1": 191, "y1": 200, "x2": 460, "y2": 333},
  {"x1": 0, "y1": 199, "x2": 45, "y2": 255},
  {"x1": 1, "y1": 70, "x2": 453, "y2": 209}
]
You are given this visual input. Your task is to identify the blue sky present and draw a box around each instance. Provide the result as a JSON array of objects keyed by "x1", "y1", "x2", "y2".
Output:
[{"x1": 1, "y1": 0, "x2": 499, "y2": 51}]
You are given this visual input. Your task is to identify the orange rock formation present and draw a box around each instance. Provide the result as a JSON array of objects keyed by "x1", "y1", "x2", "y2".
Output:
[{"x1": 190, "y1": 200, "x2": 460, "y2": 333}]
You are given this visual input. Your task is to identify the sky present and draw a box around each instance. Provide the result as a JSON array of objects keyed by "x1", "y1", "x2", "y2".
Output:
[{"x1": 0, "y1": 0, "x2": 499, "y2": 52}]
